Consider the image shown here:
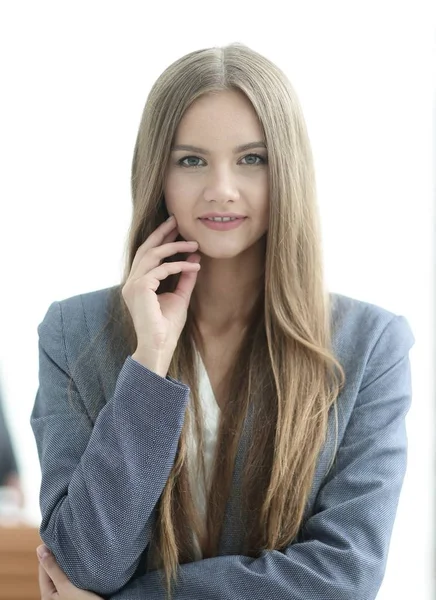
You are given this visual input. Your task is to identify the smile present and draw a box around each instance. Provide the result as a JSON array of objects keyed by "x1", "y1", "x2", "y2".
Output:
[{"x1": 198, "y1": 217, "x2": 247, "y2": 231}]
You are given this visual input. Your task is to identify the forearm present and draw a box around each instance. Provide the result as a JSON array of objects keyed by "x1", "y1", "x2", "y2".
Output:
[
  {"x1": 109, "y1": 547, "x2": 378, "y2": 600},
  {"x1": 34, "y1": 356, "x2": 190, "y2": 596}
]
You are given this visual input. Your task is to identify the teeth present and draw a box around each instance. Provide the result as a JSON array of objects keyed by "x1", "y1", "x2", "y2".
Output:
[{"x1": 206, "y1": 217, "x2": 238, "y2": 222}]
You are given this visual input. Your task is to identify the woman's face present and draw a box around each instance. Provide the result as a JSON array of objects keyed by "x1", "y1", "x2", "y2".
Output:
[{"x1": 163, "y1": 89, "x2": 269, "y2": 259}]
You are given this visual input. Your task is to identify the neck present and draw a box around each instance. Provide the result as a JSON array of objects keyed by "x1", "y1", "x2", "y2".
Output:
[{"x1": 190, "y1": 241, "x2": 265, "y2": 336}]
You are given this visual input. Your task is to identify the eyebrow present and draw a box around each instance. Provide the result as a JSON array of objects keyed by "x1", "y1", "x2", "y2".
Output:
[{"x1": 170, "y1": 141, "x2": 267, "y2": 154}]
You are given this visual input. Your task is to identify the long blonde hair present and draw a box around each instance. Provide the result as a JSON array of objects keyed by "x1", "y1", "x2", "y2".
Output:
[{"x1": 75, "y1": 43, "x2": 345, "y2": 599}]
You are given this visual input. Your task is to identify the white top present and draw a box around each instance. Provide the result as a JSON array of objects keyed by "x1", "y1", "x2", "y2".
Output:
[{"x1": 187, "y1": 350, "x2": 221, "y2": 559}]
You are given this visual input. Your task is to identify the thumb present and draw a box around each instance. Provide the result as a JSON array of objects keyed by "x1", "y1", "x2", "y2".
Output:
[{"x1": 37, "y1": 545, "x2": 69, "y2": 591}]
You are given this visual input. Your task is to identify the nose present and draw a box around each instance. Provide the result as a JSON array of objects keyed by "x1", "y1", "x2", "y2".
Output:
[{"x1": 203, "y1": 167, "x2": 240, "y2": 204}]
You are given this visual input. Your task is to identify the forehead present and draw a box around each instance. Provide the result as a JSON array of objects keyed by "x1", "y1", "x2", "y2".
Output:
[{"x1": 174, "y1": 89, "x2": 263, "y2": 143}]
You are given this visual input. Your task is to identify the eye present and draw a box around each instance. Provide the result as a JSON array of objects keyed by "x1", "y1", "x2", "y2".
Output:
[
  {"x1": 178, "y1": 156, "x2": 205, "y2": 168},
  {"x1": 239, "y1": 153, "x2": 267, "y2": 166},
  {"x1": 176, "y1": 153, "x2": 267, "y2": 169}
]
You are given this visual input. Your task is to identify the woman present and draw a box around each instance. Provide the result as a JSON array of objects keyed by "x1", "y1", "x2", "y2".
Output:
[{"x1": 32, "y1": 43, "x2": 414, "y2": 600}]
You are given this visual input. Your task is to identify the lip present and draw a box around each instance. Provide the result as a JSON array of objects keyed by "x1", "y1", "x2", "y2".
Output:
[
  {"x1": 198, "y1": 216, "x2": 247, "y2": 231},
  {"x1": 199, "y1": 212, "x2": 246, "y2": 219}
]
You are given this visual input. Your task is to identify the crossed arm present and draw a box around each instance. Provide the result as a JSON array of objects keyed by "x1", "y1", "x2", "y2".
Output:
[
  {"x1": 32, "y1": 301, "x2": 414, "y2": 600},
  {"x1": 110, "y1": 318, "x2": 414, "y2": 599}
]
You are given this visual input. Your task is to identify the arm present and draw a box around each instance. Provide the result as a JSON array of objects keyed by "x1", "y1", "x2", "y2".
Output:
[
  {"x1": 110, "y1": 315, "x2": 414, "y2": 600},
  {"x1": 30, "y1": 300, "x2": 191, "y2": 596}
]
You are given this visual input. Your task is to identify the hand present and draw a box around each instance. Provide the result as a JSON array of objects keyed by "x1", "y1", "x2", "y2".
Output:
[
  {"x1": 37, "y1": 545, "x2": 104, "y2": 600},
  {"x1": 122, "y1": 215, "x2": 201, "y2": 376}
]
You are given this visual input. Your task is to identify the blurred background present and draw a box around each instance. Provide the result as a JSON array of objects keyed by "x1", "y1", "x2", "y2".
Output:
[{"x1": 0, "y1": 1, "x2": 434, "y2": 598}]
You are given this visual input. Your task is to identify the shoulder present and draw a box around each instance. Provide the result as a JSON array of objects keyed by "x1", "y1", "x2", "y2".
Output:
[
  {"x1": 37, "y1": 285, "x2": 123, "y2": 379},
  {"x1": 329, "y1": 292, "x2": 415, "y2": 396},
  {"x1": 37, "y1": 285, "x2": 124, "y2": 414},
  {"x1": 330, "y1": 291, "x2": 415, "y2": 355},
  {"x1": 38, "y1": 285, "x2": 121, "y2": 336}
]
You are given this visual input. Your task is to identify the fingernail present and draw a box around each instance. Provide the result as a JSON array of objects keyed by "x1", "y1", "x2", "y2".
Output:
[{"x1": 166, "y1": 214, "x2": 174, "y2": 221}]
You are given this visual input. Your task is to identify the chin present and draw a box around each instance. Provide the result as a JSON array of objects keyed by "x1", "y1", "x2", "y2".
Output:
[
  {"x1": 197, "y1": 242, "x2": 250, "y2": 260},
  {"x1": 202, "y1": 251, "x2": 242, "y2": 260}
]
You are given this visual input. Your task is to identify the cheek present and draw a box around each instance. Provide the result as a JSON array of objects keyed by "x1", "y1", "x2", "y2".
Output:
[
  {"x1": 253, "y1": 186, "x2": 269, "y2": 219},
  {"x1": 259, "y1": 199, "x2": 270, "y2": 232},
  {"x1": 163, "y1": 194, "x2": 180, "y2": 222},
  {"x1": 163, "y1": 181, "x2": 192, "y2": 240},
  {"x1": 164, "y1": 174, "x2": 194, "y2": 212}
]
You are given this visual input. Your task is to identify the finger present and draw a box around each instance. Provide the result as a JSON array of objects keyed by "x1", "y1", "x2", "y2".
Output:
[
  {"x1": 139, "y1": 216, "x2": 177, "y2": 254},
  {"x1": 130, "y1": 223, "x2": 185, "y2": 275},
  {"x1": 143, "y1": 260, "x2": 201, "y2": 293},
  {"x1": 38, "y1": 562, "x2": 58, "y2": 599},
  {"x1": 130, "y1": 241, "x2": 199, "y2": 281},
  {"x1": 37, "y1": 546, "x2": 69, "y2": 592},
  {"x1": 161, "y1": 226, "x2": 180, "y2": 246},
  {"x1": 173, "y1": 256, "x2": 201, "y2": 303}
]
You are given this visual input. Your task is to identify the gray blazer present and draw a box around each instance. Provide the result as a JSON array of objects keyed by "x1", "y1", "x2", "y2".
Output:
[{"x1": 30, "y1": 286, "x2": 415, "y2": 600}]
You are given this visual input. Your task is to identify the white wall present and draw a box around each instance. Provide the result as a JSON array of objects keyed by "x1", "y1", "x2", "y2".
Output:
[{"x1": 0, "y1": 1, "x2": 434, "y2": 598}]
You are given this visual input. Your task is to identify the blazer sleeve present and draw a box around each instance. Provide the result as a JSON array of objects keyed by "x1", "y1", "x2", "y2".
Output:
[
  {"x1": 30, "y1": 300, "x2": 191, "y2": 596},
  {"x1": 110, "y1": 314, "x2": 414, "y2": 600}
]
